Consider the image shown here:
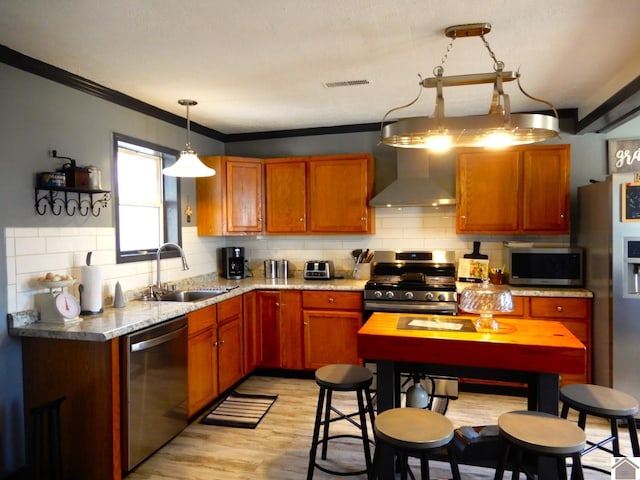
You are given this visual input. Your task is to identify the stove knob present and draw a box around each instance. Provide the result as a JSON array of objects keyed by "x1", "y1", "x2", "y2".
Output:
[
  {"x1": 438, "y1": 294, "x2": 446, "y2": 302},
  {"x1": 373, "y1": 290, "x2": 383, "y2": 299},
  {"x1": 425, "y1": 292, "x2": 434, "y2": 301},
  {"x1": 404, "y1": 291, "x2": 414, "y2": 300},
  {"x1": 385, "y1": 291, "x2": 395, "y2": 299}
]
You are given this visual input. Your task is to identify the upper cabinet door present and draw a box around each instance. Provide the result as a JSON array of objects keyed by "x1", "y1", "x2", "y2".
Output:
[
  {"x1": 456, "y1": 145, "x2": 571, "y2": 235},
  {"x1": 265, "y1": 159, "x2": 307, "y2": 233},
  {"x1": 456, "y1": 149, "x2": 521, "y2": 233},
  {"x1": 225, "y1": 158, "x2": 263, "y2": 233},
  {"x1": 521, "y1": 146, "x2": 570, "y2": 233},
  {"x1": 196, "y1": 156, "x2": 263, "y2": 236},
  {"x1": 307, "y1": 154, "x2": 374, "y2": 233}
]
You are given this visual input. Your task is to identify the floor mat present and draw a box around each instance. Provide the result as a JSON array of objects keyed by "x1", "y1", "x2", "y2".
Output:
[{"x1": 201, "y1": 391, "x2": 278, "y2": 429}]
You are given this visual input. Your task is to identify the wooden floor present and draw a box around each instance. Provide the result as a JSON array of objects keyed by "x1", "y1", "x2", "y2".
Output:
[{"x1": 126, "y1": 375, "x2": 632, "y2": 479}]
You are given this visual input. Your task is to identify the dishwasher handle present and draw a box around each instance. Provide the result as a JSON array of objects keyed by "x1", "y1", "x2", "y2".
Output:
[{"x1": 130, "y1": 324, "x2": 186, "y2": 352}]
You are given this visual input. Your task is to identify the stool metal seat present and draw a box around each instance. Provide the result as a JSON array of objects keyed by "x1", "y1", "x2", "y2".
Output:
[
  {"x1": 560, "y1": 383, "x2": 640, "y2": 460},
  {"x1": 307, "y1": 364, "x2": 375, "y2": 479},
  {"x1": 372, "y1": 407, "x2": 461, "y2": 480},
  {"x1": 494, "y1": 410, "x2": 586, "y2": 480}
]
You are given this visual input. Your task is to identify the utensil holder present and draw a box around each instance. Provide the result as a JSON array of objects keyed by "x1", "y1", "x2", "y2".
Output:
[{"x1": 353, "y1": 262, "x2": 371, "y2": 280}]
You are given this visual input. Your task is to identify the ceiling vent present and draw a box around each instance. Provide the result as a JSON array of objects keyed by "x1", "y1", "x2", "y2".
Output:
[{"x1": 323, "y1": 79, "x2": 370, "y2": 88}]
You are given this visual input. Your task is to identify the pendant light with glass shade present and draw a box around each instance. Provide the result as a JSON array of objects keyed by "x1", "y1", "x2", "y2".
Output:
[{"x1": 162, "y1": 99, "x2": 216, "y2": 177}]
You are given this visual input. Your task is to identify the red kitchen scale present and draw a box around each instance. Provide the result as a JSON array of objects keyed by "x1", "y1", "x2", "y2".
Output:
[{"x1": 37, "y1": 279, "x2": 81, "y2": 323}]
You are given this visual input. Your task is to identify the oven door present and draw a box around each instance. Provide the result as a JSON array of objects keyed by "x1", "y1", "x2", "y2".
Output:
[{"x1": 363, "y1": 300, "x2": 457, "y2": 320}]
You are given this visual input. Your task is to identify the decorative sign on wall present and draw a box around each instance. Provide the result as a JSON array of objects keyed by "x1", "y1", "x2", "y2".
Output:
[
  {"x1": 608, "y1": 138, "x2": 640, "y2": 173},
  {"x1": 621, "y1": 180, "x2": 640, "y2": 222}
]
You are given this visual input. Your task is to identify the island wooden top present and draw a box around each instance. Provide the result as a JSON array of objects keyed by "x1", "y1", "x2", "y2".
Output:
[{"x1": 357, "y1": 312, "x2": 586, "y2": 375}]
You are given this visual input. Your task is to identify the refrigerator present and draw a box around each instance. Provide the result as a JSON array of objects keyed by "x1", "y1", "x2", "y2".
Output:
[{"x1": 578, "y1": 173, "x2": 640, "y2": 408}]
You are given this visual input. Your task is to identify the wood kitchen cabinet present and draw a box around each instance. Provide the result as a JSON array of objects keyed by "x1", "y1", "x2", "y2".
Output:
[
  {"x1": 459, "y1": 294, "x2": 591, "y2": 386},
  {"x1": 21, "y1": 337, "x2": 122, "y2": 480},
  {"x1": 196, "y1": 156, "x2": 264, "y2": 235},
  {"x1": 456, "y1": 144, "x2": 570, "y2": 234},
  {"x1": 264, "y1": 153, "x2": 375, "y2": 234},
  {"x1": 255, "y1": 290, "x2": 303, "y2": 369},
  {"x1": 187, "y1": 304, "x2": 218, "y2": 417},
  {"x1": 308, "y1": 154, "x2": 374, "y2": 233},
  {"x1": 265, "y1": 158, "x2": 307, "y2": 233},
  {"x1": 302, "y1": 290, "x2": 363, "y2": 369},
  {"x1": 527, "y1": 296, "x2": 591, "y2": 385},
  {"x1": 243, "y1": 291, "x2": 258, "y2": 373},
  {"x1": 217, "y1": 296, "x2": 244, "y2": 393}
]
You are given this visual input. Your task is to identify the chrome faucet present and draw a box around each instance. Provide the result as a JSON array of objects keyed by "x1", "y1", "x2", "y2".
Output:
[{"x1": 156, "y1": 242, "x2": 189, "y2": 291}]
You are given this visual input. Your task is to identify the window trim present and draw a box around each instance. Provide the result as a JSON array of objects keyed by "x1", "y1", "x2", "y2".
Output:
[{"x1": 113, "y1": 132, "x2": 182, "y2": 264}]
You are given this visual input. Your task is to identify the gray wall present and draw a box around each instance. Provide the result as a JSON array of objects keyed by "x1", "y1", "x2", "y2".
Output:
[
  {"x1": 0, "y1": 63, "x2": 223, "y2": 475},
  {"x1": 2, "y1": 59, "x2": 639, "y2": 475}
]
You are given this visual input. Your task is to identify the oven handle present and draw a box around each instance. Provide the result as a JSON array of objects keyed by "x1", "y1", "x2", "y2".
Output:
[{"x1": 364, "y1": 301, "x2": 457, "y2": 314}]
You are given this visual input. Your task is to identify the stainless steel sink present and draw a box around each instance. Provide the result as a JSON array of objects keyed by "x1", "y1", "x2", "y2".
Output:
[{"x1": 153, "y1": 287, "x2": 238, "y2": 302}]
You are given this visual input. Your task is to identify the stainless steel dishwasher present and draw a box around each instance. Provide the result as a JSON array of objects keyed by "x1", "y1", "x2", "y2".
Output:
[{"x1": 121, "y1": 316, "x2": 188, "y2": 471}]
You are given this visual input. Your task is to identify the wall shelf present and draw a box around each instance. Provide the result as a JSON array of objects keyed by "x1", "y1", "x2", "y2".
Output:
[{"x1": 35, "y1": 187, "x2": 111, "y2": 216}]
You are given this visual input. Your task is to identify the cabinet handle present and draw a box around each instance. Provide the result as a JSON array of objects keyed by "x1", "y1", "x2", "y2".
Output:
[
  {"x1": 303, "y1": 321, "x2": 308, "y2": 326},
  {"x1": 460, "y1": 215, "x2": 466, "y2": 219},
  {"x1": 299, "y1": 217, "x2": 305, "y2": 222},
  {"x1": 556, "y1": 306, "x2": 563, "y2": 312},
  {"x1": 275, "y1": 302, "x2": 280, "y2": 307},
  {"x1": 213, "y1": 341, "x2": 218, "y2": 347},
  {"x1": 328, "y1": 297, "x2": 334, "y2": 303},
  {"x1": 219, "y1": 339, "x2": 225, "y2": 345},
  {"x1": 361, "y1": 216, "x2": 367, "y2": 222},
  {"x1": 560, "y1": 214, "x2": 565, "y2": 219}
]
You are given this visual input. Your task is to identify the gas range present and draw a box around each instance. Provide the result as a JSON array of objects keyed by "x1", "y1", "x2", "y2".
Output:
[{"x1": 364, "y1": 250, "x2": 458, "y2": 315}]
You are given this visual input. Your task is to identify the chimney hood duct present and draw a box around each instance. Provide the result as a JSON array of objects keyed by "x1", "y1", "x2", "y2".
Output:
[{"x1": 369, "y1": 151, "x2": 456, "y2": 207}]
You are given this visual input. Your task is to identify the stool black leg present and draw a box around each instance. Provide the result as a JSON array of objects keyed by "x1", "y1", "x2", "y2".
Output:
[
  {"x1": 493, "y1": 441, "x2": 509, "y2": 480},
  {"x1": 556, "y1": 457, "x2": 568, "y2": 480},
  {"x1": 448, "y1": 447, "x2": 461, "y2": 480},
  {"x1": 419, "y1": 454, "x2": 429, "y2": 480},
  {"x1": 321, "y1": 389, "x2": 333, "y2": 460},
  {"x1": 356, "y1": 388, "x2": 373, "y2": 473},
  {"x1": 561, "y1": 402, "x2": 570, "y2": 419},
  {"x1": 627, "y1": 415, "x2": 640, "y2": 456},
  {"x1": 511, "y1": 448, "x2": 523, "y2": 480},
  {"x1": 609, "y1": 418, "x2": 621, "y2": 455},
  {"x1": 307, "y1": 386, "x2": 326, "y2": 480},
  {"x1": 570, "y1": 454, "x2": 584, "y2": 480}
]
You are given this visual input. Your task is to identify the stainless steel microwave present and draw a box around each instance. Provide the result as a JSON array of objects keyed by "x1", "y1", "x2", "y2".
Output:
[{"x1": 505, "y1": 246, "x2": 584, "y2": 287}]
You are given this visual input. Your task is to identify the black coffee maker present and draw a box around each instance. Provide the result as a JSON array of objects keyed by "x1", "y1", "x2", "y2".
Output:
[{"x1": 220, "y1": 247, "x2": 245, "y2": 279}]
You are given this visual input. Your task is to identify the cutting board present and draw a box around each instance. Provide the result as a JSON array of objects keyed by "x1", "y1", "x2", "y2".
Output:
[{"x1": 464, "y1": 241, "x2": 488, "y2": 259}]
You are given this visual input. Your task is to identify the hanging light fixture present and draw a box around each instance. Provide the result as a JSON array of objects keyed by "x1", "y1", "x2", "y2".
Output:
[
  {"x1": 162, "y1": 99, "x2": 216, "y2": 177},
  {"x1": 381, "y1": 23, "x2": 559, "y2": 151}
]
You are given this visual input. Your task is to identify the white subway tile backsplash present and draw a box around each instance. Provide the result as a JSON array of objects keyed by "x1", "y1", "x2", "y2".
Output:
[{"x1": 14, "y1": 236, "x2": 46, "y2": 256}]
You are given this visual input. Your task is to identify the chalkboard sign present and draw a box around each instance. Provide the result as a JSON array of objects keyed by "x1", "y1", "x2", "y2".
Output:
[{"x1": 622, "y1": 183, "x2": 640, "y2": 221}]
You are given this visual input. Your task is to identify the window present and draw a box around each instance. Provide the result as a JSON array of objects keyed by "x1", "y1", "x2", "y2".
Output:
[{"x1": 113, "y1": 133, "x2": 181, "y2": 263}]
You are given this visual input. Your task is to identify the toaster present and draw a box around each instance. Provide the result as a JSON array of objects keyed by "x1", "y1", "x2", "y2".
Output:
[{"x1": 303, "y1": 260, "x2": 334, "y2": 280}]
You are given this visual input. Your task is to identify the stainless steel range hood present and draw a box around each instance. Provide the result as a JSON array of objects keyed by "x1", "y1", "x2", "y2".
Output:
[{"x1": 369, "y1": 150, "x2": 456, "y2": 207}]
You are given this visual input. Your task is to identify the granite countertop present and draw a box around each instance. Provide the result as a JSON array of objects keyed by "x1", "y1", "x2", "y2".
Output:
[
  {"x1": 8, "y1": 277, "x2": 592, "y2": 342},
  {"x1": 8, "y1": 277, "x2": 367, "y2": 342}
]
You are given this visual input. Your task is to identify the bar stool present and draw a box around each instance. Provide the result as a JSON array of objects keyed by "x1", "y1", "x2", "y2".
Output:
[
  {"x1": 494, "y1": 410, "x2": 586, "y2": 480},
  {"x1": 560, "y1": 383, "x2": 640, "y2": 461},
  {"x1": 371, "y1": 407, "x2": 461, "y2": 480},
  {"x1": 29, "y1": 396, "x2": 66, "y2": 480},
  {"x1": 307, "y1": 364, "x2": 375, "y2": 479}
]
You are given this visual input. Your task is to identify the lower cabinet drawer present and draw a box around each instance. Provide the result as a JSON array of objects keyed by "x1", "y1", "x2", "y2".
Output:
[
  {"x1": 302, "y1": 291, "x2": 362, "y2": 310},
  {"x1": 529, "y1": 297, "x2": 590, "y2": 319}
]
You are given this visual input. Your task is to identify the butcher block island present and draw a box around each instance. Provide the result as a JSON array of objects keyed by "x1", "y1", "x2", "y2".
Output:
[
  {"x1": 359, "y1": 312, "x2": 587, "y2": 479},
  {"x1": 358, "y1": 312, "x2": 586, "y2": 375}
]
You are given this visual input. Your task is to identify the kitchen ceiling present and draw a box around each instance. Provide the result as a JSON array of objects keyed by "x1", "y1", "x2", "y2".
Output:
[{"x1": 1, "y1": 0, "x2": 639, "y2": 137}]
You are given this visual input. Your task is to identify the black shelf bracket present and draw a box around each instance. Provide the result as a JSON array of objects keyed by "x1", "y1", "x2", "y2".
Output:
[{"x1": 35, "y1": 187, "x2": 112, "y2": 217}]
